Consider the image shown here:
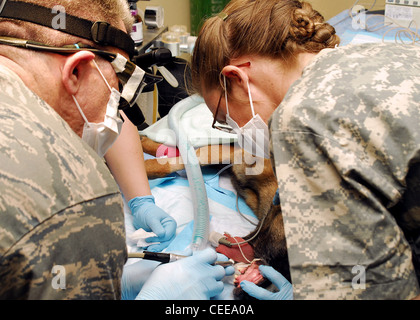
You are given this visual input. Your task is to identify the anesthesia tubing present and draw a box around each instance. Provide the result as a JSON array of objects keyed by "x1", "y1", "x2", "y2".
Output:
[{"x1": 167, "y1": 95, "x2": 210, "y2": 251}]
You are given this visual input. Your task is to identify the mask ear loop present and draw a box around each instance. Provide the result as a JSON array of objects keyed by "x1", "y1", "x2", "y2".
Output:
[
  {"x1": 246, "y1": 81, "x2": 256, "y2": 118},
  {"x1": 223, "y1": 74, "x2": 256, "y2": 119},
  {"x1": 223, "y1": 74, "x2": 230, "y2": 118},
  {"x1": 72, "y1": 95, "x2": 90, "y2": 127},
  {"x1": 92, "y1": 59, "x2": 112, "y2": 93}
]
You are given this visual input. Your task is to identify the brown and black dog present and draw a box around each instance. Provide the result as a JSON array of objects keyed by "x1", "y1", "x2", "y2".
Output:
[{"x1": 140, "y1": 136, "x2": 290, "y2": 299}]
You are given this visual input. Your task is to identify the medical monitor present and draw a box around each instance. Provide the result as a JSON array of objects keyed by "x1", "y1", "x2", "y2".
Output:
[{"x1": 385, "y1": 0, "x2": 420, "y2": 28}]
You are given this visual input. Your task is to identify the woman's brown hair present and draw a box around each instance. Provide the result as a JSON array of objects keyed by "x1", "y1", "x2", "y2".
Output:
[{"x1": 190, "y1": 0, "x2": 340, "y2": 95}]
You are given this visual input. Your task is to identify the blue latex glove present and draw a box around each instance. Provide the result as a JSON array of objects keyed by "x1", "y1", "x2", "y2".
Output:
[
  {"x1": 122, "y1": 248, "x2": 194, "y2": 300},
  {"x1": 121, "y1": 260, "x2": 161, "y2": 300},
  {"x1": 216, "y1": 252, "x2": 235, "y2": 277},
  {"x1": 136, "y1": 248, "x2": 229, "y2": 300},
  {"x1": 128, "y1": 195, "x2": 177, "y2": 252},
  {"x1": 240, "y1": 265, "x2": 293, "y2": 300}
]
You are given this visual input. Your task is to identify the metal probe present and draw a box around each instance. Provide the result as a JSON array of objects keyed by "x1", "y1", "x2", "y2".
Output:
[{"x1": 127, "y1": 251, "x2": 235, "y2": 266}]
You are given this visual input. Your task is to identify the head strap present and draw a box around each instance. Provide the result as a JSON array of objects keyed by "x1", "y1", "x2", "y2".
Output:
[{"x1": 0, "y1": 0, "x2": 135, "y2": 57}]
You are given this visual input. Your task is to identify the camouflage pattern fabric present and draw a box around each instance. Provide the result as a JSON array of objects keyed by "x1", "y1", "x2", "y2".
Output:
[
  {"x1": 0, "y1": 66, "x2": 127, "y2": 299},
  {"x1": 270, "y1": 43, "x2": 420, "y2": 299}
]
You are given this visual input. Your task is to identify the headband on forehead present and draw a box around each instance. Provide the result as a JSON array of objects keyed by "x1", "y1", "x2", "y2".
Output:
[
  {"x1": 0, "y1": 35, "x2": 164, "y2": 127},
  {"x1": 0, "y1": 0, "x2": 135, "y2": 58}
]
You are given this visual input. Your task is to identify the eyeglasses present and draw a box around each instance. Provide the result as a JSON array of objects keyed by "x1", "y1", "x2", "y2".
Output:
[
  {"x1": 211, "y1": 89, "x2": 235, "y2": 133},
  {"x1": 0, "y1": 36, "x2": 162, "y2": 126}
]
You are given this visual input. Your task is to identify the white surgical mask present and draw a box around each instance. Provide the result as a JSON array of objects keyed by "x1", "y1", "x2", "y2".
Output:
[
  {"x1": 224, "y1": 75, "x2": 270, "y2": 158},
  {"x1": 72, "y1": 60, "x2": 123, "y2": 157}
]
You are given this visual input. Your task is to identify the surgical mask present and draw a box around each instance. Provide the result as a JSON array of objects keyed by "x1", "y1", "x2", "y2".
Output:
[
  {"x1": 72, "y1": 60, "x2": 123, "y2": 157},
  {"x1": 224, "y1": 75, "x2": 270, "y2": 159}
]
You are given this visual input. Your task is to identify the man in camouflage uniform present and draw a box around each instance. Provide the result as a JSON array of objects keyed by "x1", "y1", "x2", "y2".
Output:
[
  {"x1": 0, "y1": 65, "x2": 126, "y2": 299},
  {"x1": 270, "y1": 42, "x2": 420, "y2": 299},
  {"x1": 0, "y1": 0, "x2": 130, "y2": 299}
]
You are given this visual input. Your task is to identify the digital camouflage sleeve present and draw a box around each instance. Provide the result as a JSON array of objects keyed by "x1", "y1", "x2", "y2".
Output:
[
  {"x1": 270, "y1": 43, "x2": 420, "y2": 300},
  {"x1": 0, "y1": 66, "x2": 127, "y2": 299}
]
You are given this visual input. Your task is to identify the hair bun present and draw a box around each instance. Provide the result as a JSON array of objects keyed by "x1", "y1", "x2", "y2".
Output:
[
  {"x1": 290, "y1": 8, "x2": 315, "y2": 43},
  {"x1": 288, "y1": 2, "x2": 339, "y2": 49}
]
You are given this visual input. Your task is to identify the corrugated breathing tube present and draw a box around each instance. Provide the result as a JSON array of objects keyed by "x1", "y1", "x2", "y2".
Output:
[{"x1": 167, "y1": 95, "x2": 210, "y2": 251}]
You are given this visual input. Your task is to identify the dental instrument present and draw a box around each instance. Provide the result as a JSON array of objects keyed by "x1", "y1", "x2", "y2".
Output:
[{"x1": 127, "y1": 251, "x2": 234, "y2": 266}]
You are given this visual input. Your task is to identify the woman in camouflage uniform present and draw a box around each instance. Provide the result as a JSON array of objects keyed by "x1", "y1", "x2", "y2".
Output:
[
  {"x1": 0, "y1": 0, "x2": 229, "y2": 300},
  {"x1": 191, "y1": 0, "x2": 420, "y2": 299}
]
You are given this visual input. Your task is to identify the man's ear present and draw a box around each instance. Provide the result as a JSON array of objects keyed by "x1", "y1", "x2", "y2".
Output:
[
  {"x1": 61, "y1": 51, "x2": 96, "y2": 95},
  {"x1": 221, "y1": 65, "x2": 249, "y2": 94}
]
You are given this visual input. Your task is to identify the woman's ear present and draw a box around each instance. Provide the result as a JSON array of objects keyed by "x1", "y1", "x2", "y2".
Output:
[
  {"x1": 221, "y1": 64, "x2": 249, "y2": 94},
  {"x1": 61, "y1": 51, "x2": 96, "y2": 95}
]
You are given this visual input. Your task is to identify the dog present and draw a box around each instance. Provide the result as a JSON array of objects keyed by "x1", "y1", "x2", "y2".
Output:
[{"x1": 140, "y1": 135, "x2": 290, "y2": 299}]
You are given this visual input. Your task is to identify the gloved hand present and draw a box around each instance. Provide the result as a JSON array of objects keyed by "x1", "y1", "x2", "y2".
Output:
[
  {"x1": 121, "y1": 259, "x2": 161, "y2": 300},
  {"x1": 136, "y1": 248, "x2": 229, "y2": 300},
  {"x1": 240, "y1": 265, "x2": 293, "y2": 300},
  {"x1": 128, "y1": 195, "x2": 177, "y2": 252}
]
